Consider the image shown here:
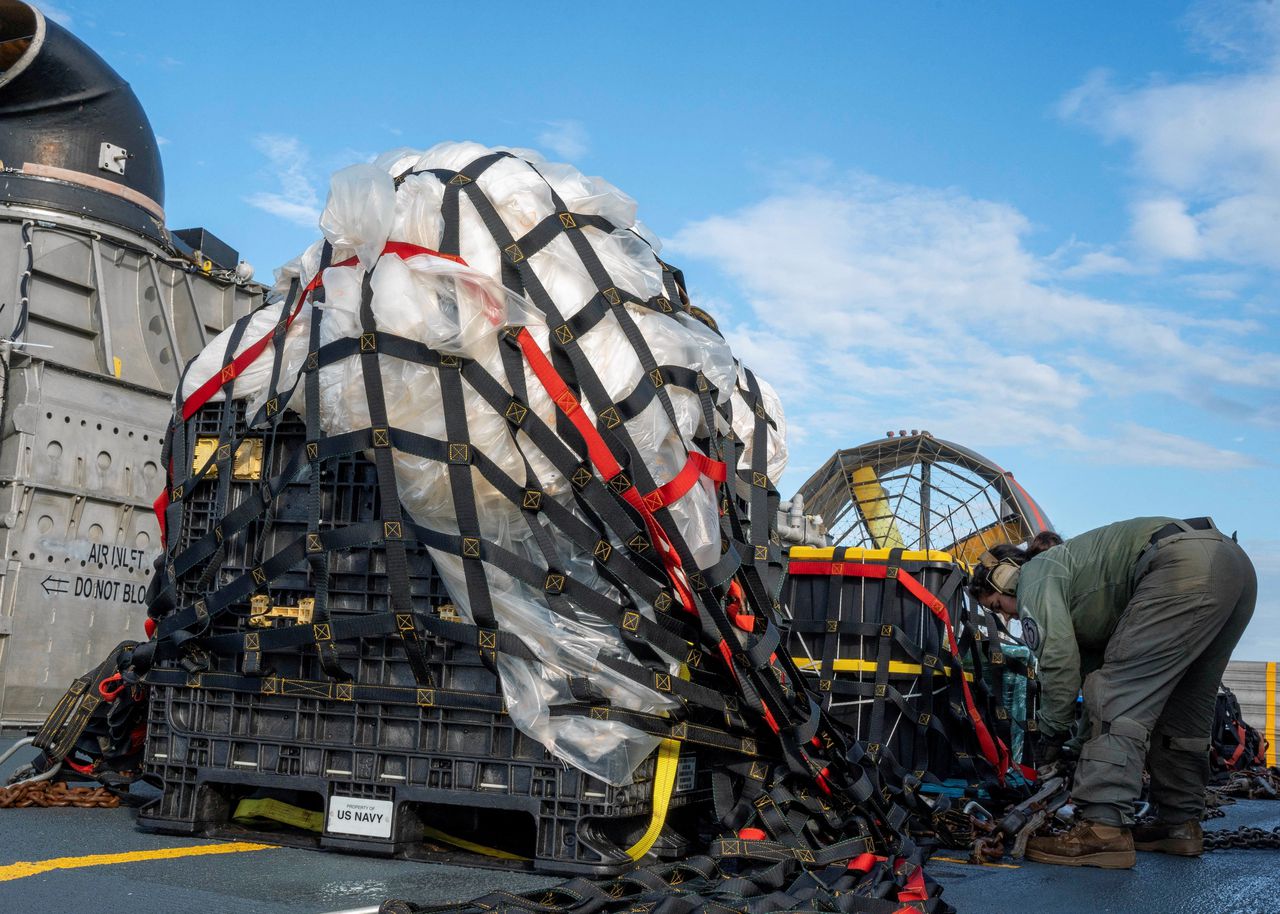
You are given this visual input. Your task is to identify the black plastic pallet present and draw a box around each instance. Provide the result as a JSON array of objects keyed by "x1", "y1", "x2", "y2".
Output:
[{"x1": 139, "y1": 681, "x2": 706, "y2": 874}]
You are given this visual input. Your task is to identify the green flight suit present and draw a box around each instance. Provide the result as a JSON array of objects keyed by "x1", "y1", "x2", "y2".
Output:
[{"x1": 1016, "y1": 517, "x2": 1256, "y2": 825}]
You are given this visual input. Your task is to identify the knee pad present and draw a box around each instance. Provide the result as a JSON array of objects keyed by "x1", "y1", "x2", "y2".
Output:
[
  {"x1": 1100, "y1": 716, "x2": 1150, "y2": 743},
  {"x1": 1155, "y1": 731, "x2": 1209, "y2": 754}
]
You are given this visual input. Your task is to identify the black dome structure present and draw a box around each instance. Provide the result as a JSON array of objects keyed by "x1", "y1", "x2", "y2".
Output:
[{"x1": 0, "y1": 0, "x2": 166, "y2": 239}]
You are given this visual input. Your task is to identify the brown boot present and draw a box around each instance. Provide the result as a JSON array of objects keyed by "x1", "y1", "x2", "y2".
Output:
[
  {"x1": 1133, "y1": 819, "x2": 1203, "y2": 856},
  {"x1": 1026, "y1": 821, "x2": 1136, "y2": 869}
]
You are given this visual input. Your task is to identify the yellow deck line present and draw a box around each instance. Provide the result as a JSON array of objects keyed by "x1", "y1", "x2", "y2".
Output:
[
  {"x1": 1267, "y1": 661, "x2": 1277, "y2": 768},
  {"x1": 931, "y1": 855, "x2": 1021, "y2": 869},
  {"x1": 0, "y1": 841, "x2": 276, "y2": 882}
]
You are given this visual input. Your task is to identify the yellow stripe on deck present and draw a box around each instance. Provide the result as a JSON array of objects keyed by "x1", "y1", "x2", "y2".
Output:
[
  {"x1": 0, "y1": 841, "x2": 276, "y2": 882},
  {"x1": 1267, "y1": 661, "x2": 1277, "y2": 768},
  {"x1": 931, "y1": 855, "x2": 1021, "y2": 869}
]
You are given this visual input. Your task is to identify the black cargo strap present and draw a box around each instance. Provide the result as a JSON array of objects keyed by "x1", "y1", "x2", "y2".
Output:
[
  {"x1": 378, "y1": 845, "x2": 950, "y2": 914},
  {"x1": 34, "y1": 641, "x2": 138, "y2": 761},
  {"x1": 302, "y1": 292, "x2": 347, "y2": 681}
]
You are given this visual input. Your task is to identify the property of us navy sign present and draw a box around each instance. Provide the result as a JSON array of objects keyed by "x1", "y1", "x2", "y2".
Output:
[{"x1": 327, "y1": 795, "x2": 394, "y2": 838}]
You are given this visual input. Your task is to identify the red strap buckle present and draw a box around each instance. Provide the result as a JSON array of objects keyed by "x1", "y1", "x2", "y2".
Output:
[{"x1": 98, "y1": 672, "x2": 126, "y2": 702}]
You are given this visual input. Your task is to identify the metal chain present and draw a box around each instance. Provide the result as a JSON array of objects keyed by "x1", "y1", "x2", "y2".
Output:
[
  {"x1": 0, "y1": 781, "x2": 120, "y2": 809},
  {"x1": 1209, "y1": 768, "x2": 1280, "y2": 801},
  {"x1": 1203, "y1": 826, "x2": 1280, "y2": 851}
]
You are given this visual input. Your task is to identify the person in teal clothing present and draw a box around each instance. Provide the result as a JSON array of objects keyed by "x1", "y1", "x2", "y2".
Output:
[{"x1": 969, "y1": 517, "x2": 1256, "y2": 869}]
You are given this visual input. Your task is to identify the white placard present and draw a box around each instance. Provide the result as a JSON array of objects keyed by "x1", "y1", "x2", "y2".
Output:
[
  {"x1": 327, "y1": 795, "x2": 394, "y2": 838},
  {"x1": 675, "y1": 754, "x2": 697, "y2": 793}
]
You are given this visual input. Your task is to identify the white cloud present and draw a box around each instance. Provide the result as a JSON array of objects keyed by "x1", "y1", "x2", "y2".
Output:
[
  {"x1": 536, "y1": 121, "x2": 590, "y2": 162},
  {"x1": 1061, "y1": 2, "x2": 1280, "y2": 267},
  {"x1": 1130, "y1": 197, "x2": 1201, "y2": 259},
  {"x1": 245, "y1": 134, "x2": 320, "y2": 228},
  {"x1": 1089, "y1": 424, "x2": 1260, "y2": 470},
  {"x1": 1182, "y1": 0, "x2": 1280, "y2": 64},
  {"x1": 1057, "y1": 248, "x2": 1139, "y2": 279},
  {"x1": 1179, "y1": 270, "x2": 1251, "y2": 300},
  {"x1": 669, "y1": 172, "x2": 1277, "y2": 478}
]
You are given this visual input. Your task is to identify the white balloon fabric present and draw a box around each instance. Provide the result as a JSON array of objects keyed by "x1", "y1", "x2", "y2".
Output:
[{"x1": 180, "y1": 142, "x2": 788, "y2": 785}]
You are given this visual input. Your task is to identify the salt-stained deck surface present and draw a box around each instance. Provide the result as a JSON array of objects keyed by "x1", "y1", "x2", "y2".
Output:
[{"x1": 2, "y1": 735, "x2": 1276, "y2": 914}]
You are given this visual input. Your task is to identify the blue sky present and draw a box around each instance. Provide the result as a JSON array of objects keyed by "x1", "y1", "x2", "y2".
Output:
[{"x1": 40, "y1": 1, "x2": 1279, "y2": 658}]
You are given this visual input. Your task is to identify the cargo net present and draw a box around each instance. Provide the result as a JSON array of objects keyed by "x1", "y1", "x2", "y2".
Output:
[{"x1": 133, "y1": 144, "x2": 952, "y2": 908}]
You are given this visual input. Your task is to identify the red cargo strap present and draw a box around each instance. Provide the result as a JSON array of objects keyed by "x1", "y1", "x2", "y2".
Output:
[
  {"x1": 788, "y1": 559, "x2": 1011, "y2": 780},
  {"x1": 1228, "y1": 724, "x2": 1247, "y2": 769},
  {"x1": 154, "y1": 243, "x2": 467, "y2": 542},
  {"x1": 649, "y1": 451, "x2": 727, "y2": 510},
  {"x1": 895, "y1": 862, "x2": 929, "y2": 902},
  {"x1": 64, "y1": 757, "x2": 95, "y2": 776},
  {"x1": 847, "y1": 853, "x2": 881, "y2": 873},
  {"x1": 153, "y1": 489, "x2": 169, "y2": 544},
  {"x1": 845, "y1": 852, "x2": 929, "y2": 907},
  {"x1": 515, "y1": 326, "x2": 726, "y2": 613}
]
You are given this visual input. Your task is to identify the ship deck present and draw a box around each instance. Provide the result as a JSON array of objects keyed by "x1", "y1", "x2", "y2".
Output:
[{"x1": 2, "y1": 735, "x2": 1277, "y2": 914}]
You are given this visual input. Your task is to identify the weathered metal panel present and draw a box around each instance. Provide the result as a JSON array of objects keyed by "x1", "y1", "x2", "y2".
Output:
[
  {"x1": 0, "y1": 359, "x2": 170, "y2": 724},
  {"x1": 0, "y1": 207, "x2": 260, "y2": 726}
]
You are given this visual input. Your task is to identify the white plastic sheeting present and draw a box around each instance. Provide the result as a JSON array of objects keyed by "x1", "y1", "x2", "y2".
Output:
[{"x1": 181, "y1": 142, "x2": 788, "y2": 785}]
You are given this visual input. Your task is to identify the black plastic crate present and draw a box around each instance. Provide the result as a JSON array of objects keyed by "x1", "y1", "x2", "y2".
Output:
[
  {"x1": 139, "y1": 681, "x2": 707, "y2": 874},
  {"x1": 174, "y1": 401, "x2": 445, "y2": 626},
  {"x1": 781, "y1": 547, "x2": 991, "y2": 780},
  {"x1": 142, "y1": 397, "x2": 712, "y2": 874}
]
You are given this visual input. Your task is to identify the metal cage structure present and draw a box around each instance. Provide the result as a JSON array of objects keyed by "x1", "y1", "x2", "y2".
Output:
[{"x1": 794, "y1": 431, "x2": 1053, "y2": 561}]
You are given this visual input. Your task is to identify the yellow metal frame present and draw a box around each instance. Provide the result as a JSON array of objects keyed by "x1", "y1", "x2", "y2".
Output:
[
  {"x1": 789, "y1": 546, "x2": 957, "y2": 564},
  {"x1": 793, "y1": 657, "x2": 975, "y2": 682},
  {"x1": 849, "y1": 466, "x2": 905, "y2": 550}
]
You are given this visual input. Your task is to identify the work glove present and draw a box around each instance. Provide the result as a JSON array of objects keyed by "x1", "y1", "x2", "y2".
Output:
[{"x1": 1035, "y1": 728, "x2": 1071, "y2": 777}]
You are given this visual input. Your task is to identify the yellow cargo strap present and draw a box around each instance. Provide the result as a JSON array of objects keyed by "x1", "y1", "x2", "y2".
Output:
[
  {"x1": 850, "y1": 466, "x2": 906, "y2": 550},
  {"x1": 793, "y1": 657, "x2": 974, "y2": 683},
  {"x1": 232, "y1": 797, "x2": 323, "y2": 832},
  {"x1": 421, "y1": 826, "x2": 530, "y2": 861},
  {"x1": 624, "y1": 738, "x2": 681, "y2": 861},
  {"x1": 416, "y1": 738, "x2": 682, "y2": 864}
]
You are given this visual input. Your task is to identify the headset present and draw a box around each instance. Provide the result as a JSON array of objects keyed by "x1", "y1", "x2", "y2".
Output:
[{"x1": 977, "y1": 550, "x2": 1021, "y2": 596}]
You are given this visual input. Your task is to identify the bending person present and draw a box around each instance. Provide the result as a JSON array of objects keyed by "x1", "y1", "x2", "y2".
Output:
[{"x1": 969, "y1": 517, "x2": 1255, "y2": 868}]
